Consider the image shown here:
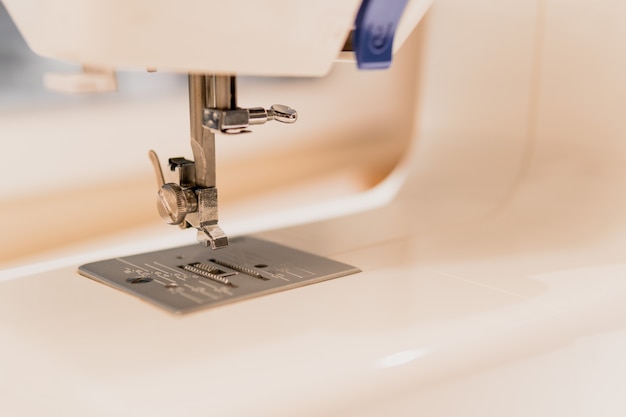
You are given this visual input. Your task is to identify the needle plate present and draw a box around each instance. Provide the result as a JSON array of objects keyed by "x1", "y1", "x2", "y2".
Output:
[{"x1": 78, "y1": 236, "x2": 359, "y2": 314}]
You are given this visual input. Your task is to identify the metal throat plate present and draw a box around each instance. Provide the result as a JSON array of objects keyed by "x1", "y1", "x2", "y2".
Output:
[{"x1": 78, "y1": 237, "x2": 360, "y2": 314}]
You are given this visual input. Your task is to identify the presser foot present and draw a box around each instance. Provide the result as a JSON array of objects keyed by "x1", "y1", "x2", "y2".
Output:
[{"x1": 78, "y1": 236, "x2": 359, "y2": 314}]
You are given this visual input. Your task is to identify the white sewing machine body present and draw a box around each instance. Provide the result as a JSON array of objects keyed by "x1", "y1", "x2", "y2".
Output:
[{"x1": 2, "y1": 0, "x2": 626, "y2": 415}]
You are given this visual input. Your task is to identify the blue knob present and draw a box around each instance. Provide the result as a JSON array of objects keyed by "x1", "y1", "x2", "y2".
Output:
[{"x1": 353, "y1": 0, "x2": 409, "y2": 70}]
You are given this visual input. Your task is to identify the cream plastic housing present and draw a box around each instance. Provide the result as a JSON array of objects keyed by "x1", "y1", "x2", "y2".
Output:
[
  {"x1": 3, "y1": 0, "x2": 432, "y2": 76},
  {"x1": 3, "y1": 1, "x2": 626, "y2": 416}
]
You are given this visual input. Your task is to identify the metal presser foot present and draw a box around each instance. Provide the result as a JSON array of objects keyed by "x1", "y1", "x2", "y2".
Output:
[
  {"x1": 78, "y1": 237, "x2": 360, "y2": 314},
  {"x1": 79, "y1": 73, "x2": 359, "y2": 313},
  {"x1": 147, "y1": 74, "x2": 299, "y2": 250}
]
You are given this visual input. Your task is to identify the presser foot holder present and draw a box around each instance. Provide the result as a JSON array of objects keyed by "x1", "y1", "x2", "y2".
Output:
[{"x1": 78, "y1": 236, "x2": 359, "y2": 314}]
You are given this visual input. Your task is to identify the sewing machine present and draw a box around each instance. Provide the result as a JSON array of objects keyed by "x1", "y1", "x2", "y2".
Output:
[{"x1": 2, "y1": 0, "x2": 626, "y2": 415}]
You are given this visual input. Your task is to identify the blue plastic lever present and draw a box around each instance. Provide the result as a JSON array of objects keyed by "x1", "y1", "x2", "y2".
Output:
[{"x1": 353, "y1": 0, "x2": 409, "y2": 70}]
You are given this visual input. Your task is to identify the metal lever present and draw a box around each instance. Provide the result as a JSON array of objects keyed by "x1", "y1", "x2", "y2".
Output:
[
  {"x1": 203, "y1": 104, "x2": 298, "y2": 134},
  {"x1": 148, "y1": 150, "x2": 165, "y2": 188}
]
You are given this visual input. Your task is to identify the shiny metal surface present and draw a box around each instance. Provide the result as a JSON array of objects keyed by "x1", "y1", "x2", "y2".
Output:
[
  {"x1": 153, "y1": 74, "x2": 298, "y2": 247},
  {"x1": 156, "y1": 183, "x2": 185, "y2": 225},
  {"x1": 204, "y1": 104, "x2": 298, "y2": 133},
  {"x1": 197, "y1": 223, "x2": 229, "y2": 249},
  {"x1": 78, "y1": 236, "x2": 360, "y2": 314},
  {"x1": 149, "y1": 151, "x2": 198, "y2": 226},
  {"x1": 268, "y1": 104, "x2": 298, "y2": 123},
  {"x1": 148, "y1": 150, "x2": 165, "y2": 188},
  {"x1": 149, "y1": 149, "x2": 227, "y2": 248},
  {"x1": 210, "y1": 74, "x2": 237, "y2": 110},
  {"x1": 188, "y1": 74, "x2": 216, "y2": 189},
  {"x1": 167, "y1": 157, "x2": 196, "y2": 188},
  {"x1": 195, "y1": 187, "x2": 228, "y2": 248},
  {"x1": 151, "y1": 74, "x2": 232, "y2": 248},
  {"x1": 188, "y1": 74, "x2": 230, "y2": 248},
  {"x1": 203, "y1": 108, "x2": 250, "y2": 133},
  {"x1": 156, "y1": 184, "x2": 191, "y2": 225}
]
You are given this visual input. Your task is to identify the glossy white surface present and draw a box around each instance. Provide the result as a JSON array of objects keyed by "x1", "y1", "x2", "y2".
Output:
[
  {"x1": 2, "y1": 178, "x2": 626, "y2": 416},
  {"x1": 3, "y1": 0, "x2": 626, "y2": 415}
]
